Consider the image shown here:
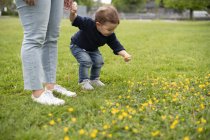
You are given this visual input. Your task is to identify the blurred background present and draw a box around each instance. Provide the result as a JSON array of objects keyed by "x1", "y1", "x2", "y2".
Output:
[{"x1": 1, "y1": 0, "x2": 210, "y2": 20}]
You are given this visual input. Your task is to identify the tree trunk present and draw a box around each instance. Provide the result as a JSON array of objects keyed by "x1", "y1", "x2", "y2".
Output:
[{"x1": 189, "y1": 9, "x2": 193, "y2": 20}]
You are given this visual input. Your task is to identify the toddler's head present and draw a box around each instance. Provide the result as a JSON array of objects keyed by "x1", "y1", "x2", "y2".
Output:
[{"x1": 95, "y1": 5, "x2": 120, "y2": 36}]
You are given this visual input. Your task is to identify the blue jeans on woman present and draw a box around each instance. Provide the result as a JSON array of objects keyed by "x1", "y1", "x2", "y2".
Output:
[
  {"x1": 70, "y1": 44, "x2": 104, "y2": 83},
  {"x1": 15, "y1": 0, "x2": 64, "y2": 90}
]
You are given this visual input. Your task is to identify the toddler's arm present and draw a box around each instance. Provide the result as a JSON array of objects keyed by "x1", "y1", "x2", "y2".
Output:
[
  {"x1": 70, "y1": 1, "x2": 78, "y2": 22},
  {"x1": 118, "y1": 50, "x2": 132, "y2": 62}
]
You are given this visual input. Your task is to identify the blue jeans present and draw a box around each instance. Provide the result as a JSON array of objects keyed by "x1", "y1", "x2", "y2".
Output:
[
  {"x1": 70, "y1": 45, "x2": 104, "y2": 83},
  {"x1": 15, "y1": 0, "x2": 64, "y2": 90}
]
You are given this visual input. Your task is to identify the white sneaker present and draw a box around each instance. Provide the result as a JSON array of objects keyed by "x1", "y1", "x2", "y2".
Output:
[
  {"x1": 90, "y1": 79, "x2": 105, "y2": 86},
  {"x1": 79, "y1": 79, "x2": 94, "y2": 90},
  {"x1": 53, "y1": 85, "x2": 77, "y2": 97},
  {"x1": 32, "y1": 90, "x2": 65, "y2": 105}
]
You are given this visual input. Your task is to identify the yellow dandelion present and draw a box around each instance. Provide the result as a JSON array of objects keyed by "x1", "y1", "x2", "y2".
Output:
[
  {"x1": 68, "y1": 107, "x2": 74, "y2": 112},
  {"x1": 48, "y1": 113, "x2": 53, "y2": 117},
  {"x1": 116, "y1": 103, "x2": 120, "y2": 107},
  {"x1": 183, "y1": 136, "x2": 190, "y2": 140},
  {"x1": 122, "y1": 112, "x2": 128, "y2": 117},
  {"x1": 151, "y1": 130, "x2": 160, "y2": 137},
  {"x1": 49, "y1": 120, "x2": 55, "y2": 126},
  {"x1": 64, "y1": 135, "x2": 70, "y2": 140},
  {"x1": 101, "y1": 131, "x2": 106, "y2": 135},
  {"x1": 103, "y1": 124, "x2": 110, "y2": 130},
  {"x1": 124, "y1": 126, "x2": 129, "y2": 130},
  {"x1": 111, "y1": 108, "x2": 119, "y2": 115},
  {"x1": 161, "y1": 115, "x2": 166, "y2": 120},
  {"x1": 197, "y1": 127, "x2": 203, "y2": 133},
  {"x1": 112, "y1": 120, "x2": 117, "y2": 125},
  {"x1": 57, "y1": 118, "x2": 61, "y2": 123},
  {"x1": 201, "y1": 118, "x2": 207, "y2": 124},
  {"x1": 79, "y1": 129, "x2": 85, "y2": 135},
  {"x1": 107, "y1": 134, "x2": 112, "y2": 138},
  {"x1": 90, "y1": 129, "x2": 98, "y2": 138},
  {"x1": 170, "y1": 119, "x2": 179, "y2": 129},
  {"x1": 199, "y1": 84, "x2": 205, "y2": 89},
  {"x1": 64, "y1": 127, "x2": 69, "y2": 133},
  {"x1": 118, "y1": 115, "x2": 124, "y2": 120},
  {"x1": 200, "y1": 103, "x2": 205, "y2": 110},
  {"x1": 71, "y1": 117, "x2": 77, "y2": 123},
  {"x1": 132, "y1": 128, "x2": 138, "y2": 133}
]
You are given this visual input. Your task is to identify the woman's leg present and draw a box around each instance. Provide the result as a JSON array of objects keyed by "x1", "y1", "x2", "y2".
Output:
[
  {"x1": 16, "y1": 0, "x2": 51, "y2": 91},
  {"x1": 41, "y1": 0, "x2": 64, "y2": 89}
]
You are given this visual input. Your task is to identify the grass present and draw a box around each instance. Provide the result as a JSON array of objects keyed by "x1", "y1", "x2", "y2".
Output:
[{"x1": 0, "y1": 17, "x2": 210, "y2": 140}]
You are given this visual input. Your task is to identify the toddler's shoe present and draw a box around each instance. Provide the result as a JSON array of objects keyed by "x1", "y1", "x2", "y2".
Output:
[
  {"x1": 79, "y1": 79, "x2": 94, "y2": 90},
  {"x1": 53, "y1": 84, "x2": 77, "y2": 97},
  {"x1": 31, "y1": 90, "x2": 65, "y2": 105},
  {"x1": 90, "y1": 79, "x2": 105, "y2": 86}
]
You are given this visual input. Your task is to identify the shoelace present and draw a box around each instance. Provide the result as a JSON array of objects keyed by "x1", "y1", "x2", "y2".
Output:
[
  {"x1": 55, "y1": 85, "x2": 67, "y2": 92},
  {"x1": 45, "y1": 91, "x2": 55, "y2": 100}
]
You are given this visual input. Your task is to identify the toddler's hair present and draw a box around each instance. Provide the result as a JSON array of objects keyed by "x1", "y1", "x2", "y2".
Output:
[{"x1": 95, "y1": 5, "x2": 120, "y2": 24}]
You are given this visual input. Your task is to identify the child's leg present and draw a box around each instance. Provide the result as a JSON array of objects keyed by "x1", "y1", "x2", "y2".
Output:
[
  {"x1": 89, "y1": 50, "x2": 104, "y2": 80},
  {"x1": 70, "y1": 45, "x2": 92, "y2": 83}
]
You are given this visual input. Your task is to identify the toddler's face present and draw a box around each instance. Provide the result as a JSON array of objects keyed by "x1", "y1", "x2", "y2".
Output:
[{"x1": 96, "y1": 22, "x2": 118, "y2": 36}]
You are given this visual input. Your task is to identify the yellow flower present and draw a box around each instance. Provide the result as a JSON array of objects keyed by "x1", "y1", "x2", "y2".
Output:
[
  {"x1": 124, "y1": 126, "x2": 129, "y2": 130},
  {"x1": 200, "y1": 103, "x2": 205, "y2": 110},
  {"x1": 116, "y1": 103, "x2": 120, "y2": 107},
  {"x1": 170, "y1": 119, "x2": 179, "y2": 129},
  {"x1": 132, "y1": 128, "x2": 138, "y2": 133},
  {"x1": 64, "y1": 127, "x2": 69, "y2": 133},
  {"x1": 49, "y1": 120, "x2": 55, "y2": 126},
  {"x1": 68, "y1": 107, "x2": 74, "y2": 112},
  {"x1": 151, "y1": 130, "x2": 160, "y2": 137},
  {"x1": 122, "y1": 112, "x2": 128, "y2": 117},
  {"x1": 201, "y1": 118, "x2": 207, "y2": 124},
  {"x1": 118, "y1": 115, "x2": 123, "y2": 120},
  {"x1": 71, "y1": 117, "x2": 77, "y2": 123},
  {"x1": 183, "y1": 136, "x2": 190, "y2": 140},
  {"x1": 107, "y1": 134, "x2": 112, "y2": 138},
  {"x1": 161, "y1": 115, "x2": 166, "y2": 120},
  {"x1": 48, "y1": 113, "x2": 53, "y2": 117},
  {"x1": 64, "y1": 135, "x2": 70, "y2": 140},
  {"x1": 111, "y1": 108, "x2": 119, "y2": 115},
  {"x1": 197, "y1": 127, "x2": 203, "y2": 133},
  {"x1": 103, "y1": 124, "x2": 110, "y2": 130},
  {"x1": 57, "y1": 118, "x2": 61, "y2": 123},
  {"x1": 79, "y1": 129, "x2": 85, "y2": 135},
  {"x1": 90, "y1": 129, "x2": 98, "y2": 138}
]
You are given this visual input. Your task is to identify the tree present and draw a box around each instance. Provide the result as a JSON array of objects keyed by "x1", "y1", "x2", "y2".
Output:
[
  {"x1": 112, "y1": 0, "x2": 146, "y2": 13},
  {"x1": 76, "y1": 0, "x2": 94, "y2": 11},
  {"x1": 156, "y1": 0, "x2": 210, "y2": 19}
]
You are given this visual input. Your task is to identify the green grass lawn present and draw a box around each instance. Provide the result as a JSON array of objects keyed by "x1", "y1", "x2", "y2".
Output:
[{"x1": 0, "y1": 17, "x2": 209, "y2": 140}]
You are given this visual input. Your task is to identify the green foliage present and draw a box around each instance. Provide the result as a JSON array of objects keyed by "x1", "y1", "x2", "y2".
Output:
[
  {"x1": 0, "y1": 18, "x2": 210, "y2": 140},
  {"x1": 0, "y1": 0, "x2": 13, "y2": 7},
  {"x1": 112, "y1": 0, "x2": 146, "y2": 12},
  {"x1": 76, "y1": 0, "x2": 94, "y2": 11},
  {"x1": 156, "y1": 0, "x2": 210, "y2": 10}
]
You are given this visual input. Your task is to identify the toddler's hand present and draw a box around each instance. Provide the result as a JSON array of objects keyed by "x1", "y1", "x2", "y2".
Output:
[{"x1": 124, "y1": 54, "x2": 131, "y2": 62}]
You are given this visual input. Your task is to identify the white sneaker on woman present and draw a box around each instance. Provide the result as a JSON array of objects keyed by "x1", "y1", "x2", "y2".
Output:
[
  {"x1": 53, "y1": 85, "x2": 77, "y2": 97},
  {"x1": 31, "y1": 90, "x2": 65, "y2": 105}
]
